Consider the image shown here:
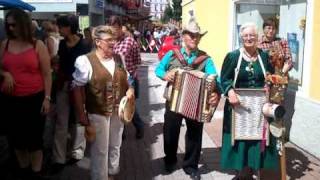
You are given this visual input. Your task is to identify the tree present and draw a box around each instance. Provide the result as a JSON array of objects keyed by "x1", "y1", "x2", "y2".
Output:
[
  {"x1": 172, "y1": 0, "x2": 182, "y2": 21},
  {"x1": 161, "y1": 5, "x2": 173, "y2": 23}
]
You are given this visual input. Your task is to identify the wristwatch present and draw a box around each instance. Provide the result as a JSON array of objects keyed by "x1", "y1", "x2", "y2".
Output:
[{"x1": 45, "y1": 95, "x2": 51, "y2": 101}]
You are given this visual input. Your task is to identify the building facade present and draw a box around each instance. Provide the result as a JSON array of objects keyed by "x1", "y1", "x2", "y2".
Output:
[
  {"x1": 21, "y1": 0, "x2": 90, "y2": 32},
  {"x1": 145, "y1": 0, "x2": 170, "y2": 20},
  {"x1": 182, "y1": 0, "x2": 320, "y2": 159},
  {"x1": 22, "y1": 0, "x2": 88, "y2": 20}
]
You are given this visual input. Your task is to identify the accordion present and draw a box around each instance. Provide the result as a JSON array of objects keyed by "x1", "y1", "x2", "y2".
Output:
[{"x1": 164, "y1": 69, "x2": 217, "y2": 122}]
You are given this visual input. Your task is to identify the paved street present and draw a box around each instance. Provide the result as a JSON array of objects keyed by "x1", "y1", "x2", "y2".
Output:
[{"x1": 1, "y1": 53, "x2": 320, "y2": 180}]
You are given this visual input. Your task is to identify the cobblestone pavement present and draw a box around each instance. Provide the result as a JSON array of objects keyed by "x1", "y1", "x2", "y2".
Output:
[{"x1": 1, "y1": 53, "x2": 320, "y2": 180}]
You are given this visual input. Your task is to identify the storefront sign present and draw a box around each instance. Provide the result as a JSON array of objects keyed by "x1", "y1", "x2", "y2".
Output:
[
  {"x1": 95, "y1": 0, "x2": 104, "y2": 9},
  {"x1": 23, "y1": 0, "x2": 73, "y2": 2}
]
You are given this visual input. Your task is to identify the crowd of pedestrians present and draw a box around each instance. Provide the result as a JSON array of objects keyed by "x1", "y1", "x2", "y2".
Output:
[{"x1": 0, "y1": 9, "x2": 148, "y2": 180}]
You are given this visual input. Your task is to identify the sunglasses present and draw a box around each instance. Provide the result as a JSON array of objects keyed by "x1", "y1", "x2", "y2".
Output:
[{"x1": 6, "y1": 23, "x2": 16, "y2": 28}]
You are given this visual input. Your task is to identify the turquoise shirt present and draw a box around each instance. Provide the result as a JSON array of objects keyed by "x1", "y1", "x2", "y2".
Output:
[{"x1": 155, "y1": 48, "x2": 218, "y2": 79}]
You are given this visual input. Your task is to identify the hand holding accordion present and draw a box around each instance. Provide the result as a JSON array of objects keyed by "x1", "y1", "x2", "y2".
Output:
[{"x1": 164, "y1": 69, "x2": 218, "y2": 123}]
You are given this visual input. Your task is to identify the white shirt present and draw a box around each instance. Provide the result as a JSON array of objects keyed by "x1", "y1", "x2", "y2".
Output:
[
  {"x1": 72, "y1": 55, "x2": 115, "y2": 86},
  {"x1": 47, "y1": 34, "x2": 60, "y2": 56}
]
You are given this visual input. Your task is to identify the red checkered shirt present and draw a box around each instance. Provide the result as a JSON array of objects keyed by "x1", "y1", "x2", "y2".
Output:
[
  {"x1": 258, "y1": 35, "x2": 293, "y2": 69},
  {"x1": 113, "y1": 36, "x2": 141, "y2": 76}
]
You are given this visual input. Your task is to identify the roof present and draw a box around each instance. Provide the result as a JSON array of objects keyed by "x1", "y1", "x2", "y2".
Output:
[{"x1": 0, "y1": 0, "x2": 35, "y2": 11}]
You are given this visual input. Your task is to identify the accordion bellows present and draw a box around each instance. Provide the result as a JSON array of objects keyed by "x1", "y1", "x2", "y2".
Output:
[{"x1": 165, "y1": 69, "x2": 217, "y2": 122}]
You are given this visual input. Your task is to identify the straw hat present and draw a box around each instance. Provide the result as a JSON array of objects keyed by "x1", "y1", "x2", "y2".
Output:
[
  {"x1": 182, "y1": 16, "x2": 207, "y2": 36},
  {"x1": 118, "y1": 96, "x2": 135, "y2": 124}
]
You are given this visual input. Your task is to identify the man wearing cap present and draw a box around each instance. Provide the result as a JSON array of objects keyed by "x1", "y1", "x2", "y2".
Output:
[{"x1": 155, "y1": 17, "x2": 220, "y2": 180}]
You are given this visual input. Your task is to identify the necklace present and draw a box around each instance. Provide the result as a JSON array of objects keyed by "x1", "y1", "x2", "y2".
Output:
[{"x1": 243, "y1": 48, "x2": 257, "y2": 61}]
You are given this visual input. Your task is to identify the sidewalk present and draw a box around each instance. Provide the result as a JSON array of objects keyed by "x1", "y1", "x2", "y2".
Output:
[{"x1": 116, "y1": 53, "x2": 320, "y2": 180}]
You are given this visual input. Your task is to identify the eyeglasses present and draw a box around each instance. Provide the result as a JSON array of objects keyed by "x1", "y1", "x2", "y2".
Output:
[
  {"x1": 242, "y1": 34, "x2": 256, "y2": 39},
  {"x1": 98, "y1": 38, "x2": 116, "y2": 43},
  {"x1": 6, "y1": 23, "x2": 16, "y2": 28}
]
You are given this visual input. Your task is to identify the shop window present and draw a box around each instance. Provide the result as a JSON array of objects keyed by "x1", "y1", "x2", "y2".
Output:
[
  {"x1": 233, "y1": 0, "x2": 307, "y2": 85},
  {"x1": 151, "y1": 4, "x2": 155, "y2": 12}
]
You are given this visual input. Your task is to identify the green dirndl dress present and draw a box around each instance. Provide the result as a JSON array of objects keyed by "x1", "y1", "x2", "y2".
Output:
[{"x1": 220, "y1": 49, "x2": 279, "y2": 170}]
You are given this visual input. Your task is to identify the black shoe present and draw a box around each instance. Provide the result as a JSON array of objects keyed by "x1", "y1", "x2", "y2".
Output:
[
  {"x1": 47, "y1": 163, "x2": 65, "y2": 175},
  {"x1": 30, "y1": 171, "x2": 48, "y2": 180},
  {"x1": 183, "y1": 167, "x2": 201, "y2": 180},
  {"x1": 164, "y1": 162, "x2": 177, "y2": 173},
  {"x1": 135, "y1": 128, "x2": 144, "y2": 139},
  {"x1": 190, "y1": 171, "x2": 201, "y2": 180},
  {"x1": 67, "y1": 158, "x2": 80, "y2": 165},
  {"x1": 16, "y1": 166, "x2": 31, "y2": 180}
]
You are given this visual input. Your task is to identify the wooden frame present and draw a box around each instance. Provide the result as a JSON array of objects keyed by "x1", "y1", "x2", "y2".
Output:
[{"x1": 231, "y1": 88, "x2": 269, "y2": 145}]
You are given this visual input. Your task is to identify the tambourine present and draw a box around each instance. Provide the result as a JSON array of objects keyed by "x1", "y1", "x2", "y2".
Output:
[{"x1": 118, "y1": 96, "x2": 135, "y2": 124}]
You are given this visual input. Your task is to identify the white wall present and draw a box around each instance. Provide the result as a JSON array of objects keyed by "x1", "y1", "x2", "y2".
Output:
[{"x1": 286, "y1": 91, "x2": 320, "y2": 158}]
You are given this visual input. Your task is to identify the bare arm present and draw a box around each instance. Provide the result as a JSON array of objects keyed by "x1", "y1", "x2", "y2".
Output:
[
  {"x1": 36, "y1": 40, "x2": 52, "y2": 113},
  {"x1": 73, "y1": 86, "x2": 89, "y2": 126},
  {"x1": 46, "y1": 37, "x2": 56, "y2": 59},
  {"x1": 0, "y1": 40, "x2": 6, "y2": 76}
]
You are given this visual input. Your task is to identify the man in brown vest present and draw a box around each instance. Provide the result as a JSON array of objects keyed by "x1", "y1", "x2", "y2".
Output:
[{"x1": 72, "y1": 25, "x2": 134, "y2": 180}]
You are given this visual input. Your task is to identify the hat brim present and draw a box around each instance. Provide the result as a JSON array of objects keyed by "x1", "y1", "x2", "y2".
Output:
[{"x1": 182, "y1": 29, "x2": 208, "y2": 37}]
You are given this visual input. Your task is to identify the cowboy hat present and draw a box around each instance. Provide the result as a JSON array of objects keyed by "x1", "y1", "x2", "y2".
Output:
[
  {"x1": 182, "y1": 16, "x2": 207, "y2": 37},
  {"x1": 118, "y1": 96, "x2": 135, "y2": 124}
]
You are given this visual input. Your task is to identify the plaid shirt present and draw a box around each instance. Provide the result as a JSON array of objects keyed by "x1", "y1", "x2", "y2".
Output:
[
  {"x1": 113, "y1": 36, "x2": 141, "y2": 76},
  {"x1": 258, "y1": 35, "x2": 293, "y2": 69}
]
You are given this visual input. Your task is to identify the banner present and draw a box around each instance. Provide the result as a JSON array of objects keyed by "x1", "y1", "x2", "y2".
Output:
[{"x1": 23, "y1": 0, "x2": 73, "y2": 3}]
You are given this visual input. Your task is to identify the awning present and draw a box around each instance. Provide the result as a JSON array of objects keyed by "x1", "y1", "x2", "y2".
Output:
[{"x1": 0, "y1": 0, "x2": 36, "y2": 11}]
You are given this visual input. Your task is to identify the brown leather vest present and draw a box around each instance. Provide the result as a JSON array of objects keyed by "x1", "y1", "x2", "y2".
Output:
[{"x1": 85, "y1": 52, "x2": 128, "y2": 116}]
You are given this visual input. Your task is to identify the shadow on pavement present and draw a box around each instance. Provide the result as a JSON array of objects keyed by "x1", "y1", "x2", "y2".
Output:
[{"x1": 285, "y1": 146, "x2": 318, "y2": 180}]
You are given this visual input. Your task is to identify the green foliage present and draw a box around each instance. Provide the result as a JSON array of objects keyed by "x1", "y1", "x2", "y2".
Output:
[
  {"x1": 172, "y1": 0, "x2": 182, "y2": 21},
  {"x1": 161, "y1": 5, "x2": 173, "y2": 23}
]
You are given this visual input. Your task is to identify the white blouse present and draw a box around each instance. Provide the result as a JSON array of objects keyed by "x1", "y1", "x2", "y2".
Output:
[{"x1": 72, "y1": 55, "x2": 115, "y2": 86}]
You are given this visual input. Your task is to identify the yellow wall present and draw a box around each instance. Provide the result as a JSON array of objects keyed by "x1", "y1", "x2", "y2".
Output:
[
  {"x1": 182, "y1": 0, "x2": 231, "y2": 70},
  {"x1": 310, "y1": 1, "x2": 320, "y2": 101}
]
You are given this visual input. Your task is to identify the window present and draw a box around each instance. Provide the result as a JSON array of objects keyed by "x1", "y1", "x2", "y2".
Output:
[
  {"x1": 233, "y1": 0, "x2": 307, "y2": 85},
  {"x1": 151, "y1": 4, "x2": 155, "y2": 12}
]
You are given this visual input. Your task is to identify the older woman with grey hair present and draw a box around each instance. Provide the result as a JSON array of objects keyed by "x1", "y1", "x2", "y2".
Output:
[
  {"x1": 72, "y1": 25, "x2": 134, "y2": 180},
  {"x1": 220, "y1": 22, "x2": 277, "y2": 179}
]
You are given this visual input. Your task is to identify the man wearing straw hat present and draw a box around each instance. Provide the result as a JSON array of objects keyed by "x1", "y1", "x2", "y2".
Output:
[{"x1": 155, "y1": 17, "x2": 220, "y2": 180}]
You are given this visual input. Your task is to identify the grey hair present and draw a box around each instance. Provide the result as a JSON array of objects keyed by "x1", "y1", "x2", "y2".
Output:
[
  {"x1": 92, "y1": 25, "x2": 114, "y2": 40},
  {"x1": 239, "y1": 22, "x2": 258, "y2": 37}
]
